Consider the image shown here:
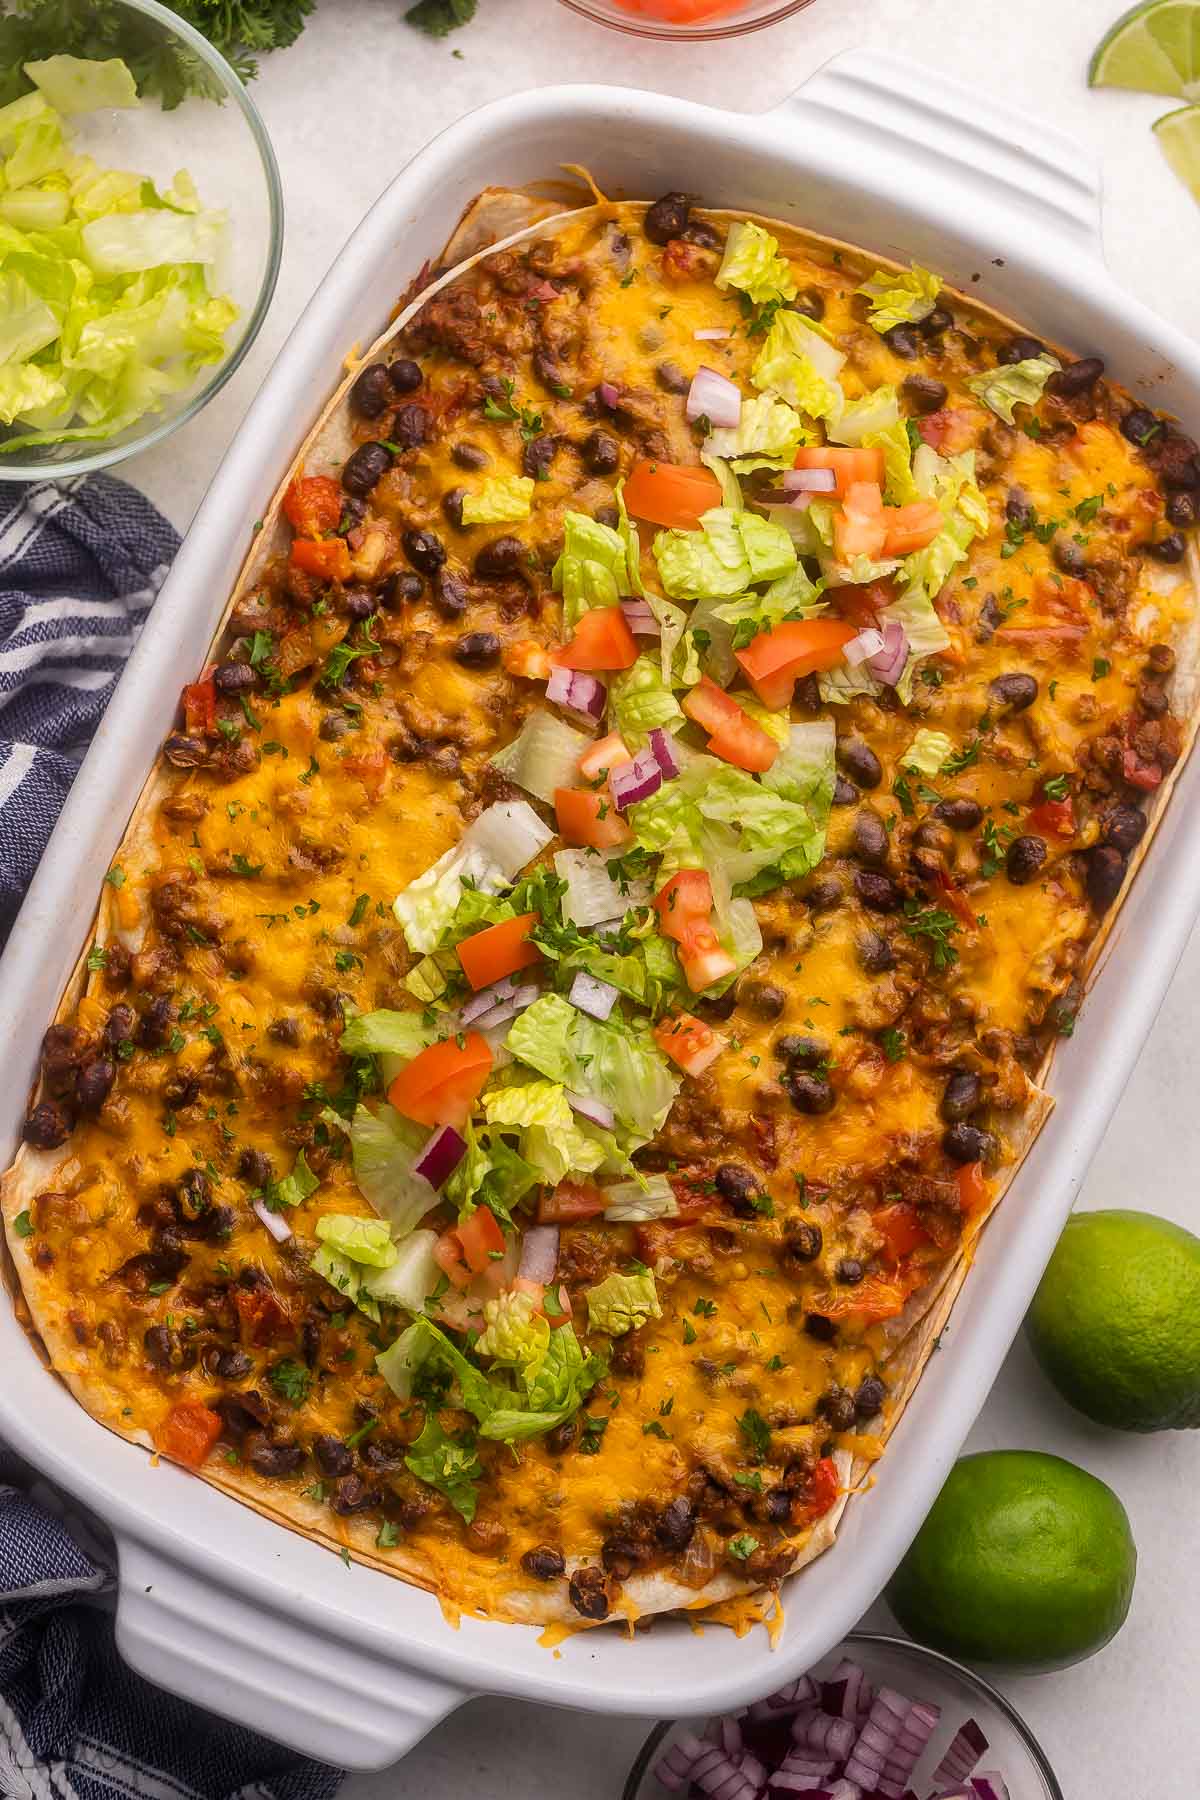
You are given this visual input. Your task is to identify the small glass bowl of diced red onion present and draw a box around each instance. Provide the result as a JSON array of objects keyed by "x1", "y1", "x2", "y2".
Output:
[{"x1": 622, "y1": 1634, "x2": 1063, "y2": 1800}]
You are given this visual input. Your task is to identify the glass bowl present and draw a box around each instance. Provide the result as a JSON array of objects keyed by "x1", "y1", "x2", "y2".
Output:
[
  {"x1": 0, "y1": 0, "x2": 283, "y2": 481},
  {"x1": 622, "y1": 1632, "x2": 1064, "y2": 1800},
  {"x1": 556, "y1": 0, "x2": 816, "y2": 42}
]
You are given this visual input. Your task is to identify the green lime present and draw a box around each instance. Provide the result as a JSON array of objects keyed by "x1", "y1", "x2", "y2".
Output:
[
  {"x1": 1026, "y1": 1208, "x2": 1200, "y2": 1429},
  {"x1": 885, "y1": 1451, "x2": 1136, "y2": 1669},
  {"x1": 1154, "y1": 103, "x2": 1200, "y2": 200},
  {"x1": 1090, "y1": 0, "x2": 1200, "y2": 96}
]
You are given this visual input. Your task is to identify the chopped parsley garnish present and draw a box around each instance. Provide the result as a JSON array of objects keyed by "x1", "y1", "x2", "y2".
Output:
[
  {"x1": 941, "y1": 737, "x2": 981, "y2": 776},
  {"x1": 738, "y1": 1407, "x2": 772, "y2": 1461},
  {"x1": 319, "y1": 620, "x2": 379, "y2": 690},
  {"x1": 578, "y1": 1413, "x2": 609, "y2": 1455},
  {"x1": 230, "y1": 854, "x2": 263, "y2": 878},
  {"x1": 13, "y1": 1210, "x2": 33, "y2": 1238},
  {"x1": 1092, "y1": 657, "x2": 1111, "y2": 681},
  {"x1": 348, "y1": 893, "x2": 371, "y2": 927},
  {"x1": 880, "y1": 1028, "x2": 907, "y2": 1063},
  {"x1": 902, "y1": 900, "x2": 960, "y2": 970},
  {"x1": 1042, "y1": 774, "x2": 1070, "y2": 801},
  {"x1": 727, "y1": 1534, "x2": 760, "y2": 1561},
  {"x1": 268, "y1": 1358, "x2": 311, "y2": 1407},
  {"x1": 376, "y1": 1520, "x2": 401, "y2": 1549},
  {"x1": 482, "y1": 377, "x2": 543, "y2": 441}
]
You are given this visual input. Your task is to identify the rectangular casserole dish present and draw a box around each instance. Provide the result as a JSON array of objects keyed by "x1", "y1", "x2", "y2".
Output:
[{"x1": 3, "y1": 48, "x2": 1200, "y2": 1771}]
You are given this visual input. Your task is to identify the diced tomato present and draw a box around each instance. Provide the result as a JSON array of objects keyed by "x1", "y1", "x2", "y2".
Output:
[
  {"x1": 994, "y1": 622, "x2": 1089, "y2": 648},
  {"x1": 935, "y1": 868, "x2": 978, "y2": 931},
  {"x1": 734, "y1": 618, "x2": 858, "y2": 710},
  {"x1": 828, "y1": 577, "x2": 898, "y2": 629},
  {"x1": 554, "y1": 785, "x2": 631, "y2": 849},
  {"x1": 918, "y1": 408, "x2": 976, "y2": 454},
  {"x1": 456, "y1": 912, "x2": 542, "y2": 990},
  {"x1": 677, "y1": 919, "x2": 737, "y2": 993},
  {"x1": 182, "y1": 674, "x2": 216, "y2": 737},
  {"x1": 456, "y1": 1205, "x2": 506, "y2": 1273},
  {"x1": 503, "y1": 639, "x2": 552, "y2": 681},
  {"x1": 289, "y1": 536, "x2": 352, "y2": 582},
  {"x1": 623, "y1": 458, "x2": 723, "y2": 530},
  {"x1": 653, "y1": 869, "x2": 713, "y2": 942},
  {"x1": 654, "y1": 1010, "x2": 726, "y2": 1076},
  {"x1": 231, "y1": 1283, "x2": 291, "y2": 1346},
  {"x1": 342, "y1": 744, "x2": 389, "y2": 798},
  {"x1": 795, "y1": 1455, "x2": 841, "y2": 1525},
  {"x1": 282, "y1": 474, "x2": 343, "y2": 538},
  {"x1": 1123, "y1": 748, "x2": 1162, "y2": 791},
  {"x1": 793, "y1": 445, "x2": 885, "y2": 499},
  {"x1": 538, "y1": 1179, "x2": 608, "y2": 1224},
  {"x1": 881, "y1": 499, "x2": 943, "y2": 558},
  {"x1": 956, "y1": 1161, "x2": 988, "y2": 1215},
  {"x1": 873, "y1": 1201, "x2": 932, "y2": 1266},
  {"x1": 810, "y1": 1274, "x2": 908, "y2": 1323},
  {"x1": 433, "y1": 1227, "x2": 473, "y2": 1289},
  {"x1": 579, "y1": 732, "x2": 630, "y2": 783},
  {"x1": 613, "y1": 0, "x2": 749, "y2": 24},
  {"x1": 833, "y1": 481, "x2": 887, "y2": 563},
  {"x1": 387, "y1": 1031, "x2": 493, "y2": 1129},
  {"x1": 682, "y1": 676, "x2": 779, "y2": 772},
  {"x1": 553, "y1": 605, "x2": 638, "y2": 672},
  {"x1": 156, "y1": 1400, "x2": 223, "y2": 1470},
  {"x1": 1027, "y1": 796, "x2": 1075, "y2": 837}
]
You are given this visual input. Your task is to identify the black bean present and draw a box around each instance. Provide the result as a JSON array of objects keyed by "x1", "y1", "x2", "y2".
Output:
[
  {"x1": 1167, "y1": 490, "x2": 1197, "y2": 528},
  {"x1": 238, "y1": 1147, "x2": 273, "y2": 1186},
  {"x1": 442, "y1": 486, "x2": 467, "y2": 529},
  {"x1": 857, "y1": 929, "x2": 896, "y2": 974},
  {"x1": 454, "y1": 631, "x2": 500, "y2": 668},
  {"x1": 451, "y1": 441, "x2": 489, "y2": 470},
  {"x1": 138, "y1": 995, "x2": 175, "y2": 1049},
  {"x1": 474, "y1": 536, "x2": 526, "y2": 579},
  {"x1": 178, "y1": 1166, "x2": 211, "y2": 1215},
  {"x1": 1086, "y1": 845, "x2": 1127, "y2": 913},
  {"x1": 714, "y1": 1163, "x2": 762, "y2": 1214},
  {"x1": 912, "y1": 819, "x2": 953, "y2": 858},
  {"x1": 851, "y1": 808, "x2": 889, "y2": 867},
  {"x1": 817, "y1": 1386, "x2": 857, "y2": 1431},
  {"x1": 764, "y1": 1486, "x2": 793, "y2": 1523},
  {"x1": 384, "y1": 571, "x2": 424, "y2": 607},
  {"x1": 655, "y1": 360, "x2": 691, "y2": 395},
  {"x1": 434, "y1": 571, "x2": 469, "y2": 618},
  {"x1": 1148, "y1": 642, "x2": 1176, "y2": 675},
  {"x1": 545, "y1": 1418, "x2": 576, "y2": 1456},
  {"x1": 318, "y1": 714, "x2": 351, "y2": 748},
  {"x1": 1138, "y1": 678, "x2": 1169, "y2": 718},
  {"x1": 854, "y1": 869, "x2": 901, "y2": 912},
  {"x1": 902, "y1": 374, "x2": 948, "y2": 414},
  {"x1": 389, "y1": 403, "x2": 431, "y2": 451},
  {"x1": 739, "y1": 980, "x2": 786, "y2": 1020},
  {"x1": 1052, "y1": 536, "x2": 1087, "y2": 578},
  {"x1": 341, "y1": 442, "x2": 392, "y2": 496},
  {"x1": 805, "y1": 1313, "x2": 837, "y2": 1343},
  {"x1": 683, "y1": 219, "x2": 722, "y2": 251},
  {"x1": 213, "y1": 661, "x2": 255, "y2": 694},
  {"x1": 248, "y1": 1440, "x2": 305, "y2": 1479},
  {"x1": 214, "y1": 1347, "x2": 253, "y2": 1382},
  {"x1": 350, "y1": 363, "x2": 391, "y2": 418},
  {"x1": 346, "y1": 588, "x2": 378, "y2": 623},
  {"x1": 775, "y1": 1034, "x2": 828, "y2": 1068},
  {"x1": 789, "y1": 287, "x2": 826, "y2": 321},
  {"x1": 884, "y1": 325, "x2": 920, "y2": 359},
  {"x1": 522, "y1": 435, "x2": 556, "y2": 481},
  {"x1": 144, "y1": 1326, "x2": 187, "y2": 1371},
  {"x1": 1156, "y1": 431, "x2": 1200, "y2": 488},
  {"x1": 403, "y1": 528, "x2": 446, "y2": 576},
  {"x1": 998, "y1": 334, "x2": 1044, "y2": 365},
  {"x1": 164, "y1": 734, "x2": 207, "y2": 767},
  {"x1": 75, "y1": 1059, "x2": 114, "y2": 1112},
  {"x1": 522, "y1": 1545, "x2": 566, "y2": 1581},
  {"x1": 1148, "y1": 532, "x2": 1186, "y2": 564},
  {"x1": 388, "y1": 358, "x2": 423, "y2": 395},
  {"x1": 1045, "y1": 977, "x2": 1082, "y2": 1036},
  {"x1": 583, "y1": 429, "x2": 620, "y2": 476},
  {"x1": 786, "y1": 1223, "x2": 823, "y2": 1263},
  {"x1": 312, "y1": 1435, "x2": 353, "y2": 1477},
  {"x1": 854, "y1": 1375, "x2": 886, "y2": 1421},
  {"x1": 787, "y1": 1071, "x2": 835, "y2": 1114},
  {"x1": 941, "y1": 1070, "x2": 982, "y2": 1122},
  {"x1": 655, "y1": 1496, "x2": 696, "y2": 1551},
  {"x1": 989, "y1": 671, "x2": 1038, "y2": 713},
  {"x1": 644, "y1": 192, "x2": 691, "y2": 244},
  {"x1": 932, "y1": 797, "x2": 983, "y2": 831},
  {"x1": 1006, "y1": 835, "x2": 1047, "y2": 885},
  {"x1": 594, "y1": 503, "x2": 619, "y2": 529},
  {"x1": 1046, "y1": 356, "x2": 1104, "y2": 399},
  {"x1": 22, "y1": 1101, "x2": 70, "y2": 1148},
  {"x1": 805, "y1": 875, "x2": 844, "y2": 913},
  {"x1": 1121, "y1": 407, "x2": 1162, "y2": 448},
  {"x1": 601, "y1": 1534, "x2": 642, "y2": 1580},
  {"x1": 943, "y1": 1122, "x2": 996, "y2": 1164},
  {"x1": 360, "y1": 1436, "x2": 406, "y2": 1473},
  {"x1": 833, "y1": 774, "x2": 858, "y2": 807},
  {"x1": 1101, "y1": 803, "x2": 1146, "y2": 855},
  {"x1": 920, "y1": 306, "x2": 954, "y2": 337},
  {"x1": 332, "y1": 1474, "x2": 381, "y2": 1515},
  {"x1": 533, "y1": 348, "x2": 568, "y2": 396},
  {"x1": 104, "y1": 1004, "x2": 135, "y2": 1050},
  {"x1": 1006, "y1": 488, "x2": 1036, "y2": 529},
  {"x1": 837, "y1": 737, "x2": 883, "y2": 789},
  {"x1": 836, "y1": 1258, "x2": 865, "y2": 1286},
  {"x1": 568, "y1": 1565, "x2": 611, "y2": 1619}
]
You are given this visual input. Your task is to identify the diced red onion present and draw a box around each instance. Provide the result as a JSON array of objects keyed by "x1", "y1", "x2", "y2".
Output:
[
  {"x1": 930, "y1": 1719, "x2": 988, "y2": 1789},
  {"x1": 609, "y1": 748, "x2": 663, "y2": 809},
  {"x1": 932, "y1": 1790, "x2": 973, "y2": 1800},
  {"x1": 794, "y1": 1713, "x2": 855, "y2": 1762},
  {"x1": 566, "y1": 1089, "x2": 616, "y2": 1131},
  {"x1": 686, "y1": 365, "x2": 741, "y2": 429},
  {"x1": 843, "y1": 627, "x2": 885, "y2": 668},
  {"x1": 969, "y1": 1778, "x2": 1010, "y2": 1800},
  {"x1": 568, "y1": 969, "x2": 618, "y2": 1020},
  {"x1": 654, "y1": 1730, "x2": 707, "y2": 1792},
  {"x1": 739, "y1": 1753, "x2": 767, "y2": 1788},
  {"x1": 823, "y1": 1661, "x2": 868, "y2": 1723},
  {"x1": 470, "y1": 983, "x2": 540, "y2": 1032},
  {"x1": 825, "y1": 1783, "x2": 863, "y2": 1800},
  {"x1": 865, "y1": 619, "x2": 908, "y2": 686},
  {"x1": 768, "y1": 1769, "x2": 833, "y2": 1793},
  {"x1": 598, "y1": 381, "x2": 621, "y2": 409},
  {"x1": 718, "y1": 1718, "x2": 743, "y2": 1757},
  {"x1": 546, "y1": 662, "x2": 607, "y2": 723},
  {"x1": 782, "y1": 466, "x2": 837, "y2": 493},
  {"x1": 843, "y1": 1687, "x2": 909, "y2": 1791},
  {"x1": 413, "y1": 1124, "x2": 467, "y2": 1189},
  {"x1": 621, "y1": 599, "x2": 661, "y2": 637},
  {"x1": 460, "y1": 974, "x2": 520, "y2": 1024},
  {"x1": 252, "y1": 1197, "x2": 292, "y2": 1243},
  {"x1": 694, "y1": 326, "x2": 732, "y2": 341},
  {"x1": 877, "y1": 1700, "x2": 940, "y2": 1797},
  {"x1": 518, "y1": 1223, "x2": 559, "y2": 1286},
  {"x1": 648, "y1": 726, "x2": 681, "y2": 780}
]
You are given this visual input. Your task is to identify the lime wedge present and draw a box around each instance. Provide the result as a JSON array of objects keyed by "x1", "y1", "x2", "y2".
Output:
[
  {"x1": 1090, "y1": 0, "x2": 1200, "y2": 96},
  {"x1": 1154, "y1": 102, "x2": 1200, "y2": 197}
]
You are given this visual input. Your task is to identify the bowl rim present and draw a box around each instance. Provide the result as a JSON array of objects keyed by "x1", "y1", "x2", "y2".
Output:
[
  {"x1": 555, "y1": 0, "x2": 816, "y2": 41},
  {"x1": 619, "y1": 1630, "x2": 1066, "y2": 1800},
  {"x1": 0, "y1": 0, "x2": 284, "y2": 482}
]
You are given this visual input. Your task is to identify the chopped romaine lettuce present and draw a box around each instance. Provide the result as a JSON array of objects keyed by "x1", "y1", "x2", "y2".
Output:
[
  {"x1": 864, "y1": 417, "x2": 920, "y2": 505},
  {"x1": 475, "y1": 1287, "x2": 549, "y2": 1370},
  {"x1": 314, "y1": 1212, "x2": 397, "y2": 1268},
  {"x1": 602, "y1": 1174, "x2": 679, "y2": 1221},
  {"x1": 483, "y1": 1078, "x2": 607, "y2": 1185},
  {"x1": 714, "y1": 220, "x2": 798, "y2": 307},
  {"x1": 269, "y1": 1149, "x2": 320, "y2": 1209},
  {"x1": 653, "y1": 506, "x2": 796, "y2": 601},
  {"x1": 857, "y1": 262, "x2": 942, "y2": 332},
  {"x1": 362, "y1": 1229, "x2": 441, "y2": 1310},
  {"x1": 829, "y1": 384, "x2": 900, "y2": 446},
  {"x1": 489, "y1": 707, "x2": 592, "y2": 805},
  {"x1": 554, "y1": 845, "x2": 650, "y2": 928},
  {"x1": 751, "y1": 310, "x2": 845, "y2": 422},
  {"x1": 460, "y1": 474, "x2": 533, "y2": 526},
  {"x1": 311, "y1": 1245, "x2": 381, "y2": 1324},
  {"x1": 608, "y1": 652, "x2": 683, "y2": 739},
  {"x1": 553, "y1": 508, "x2": 632, "y2": 630},
  {"x1": 902, "y1": 728, "x2": 955, "y2": 775},
  {"x1": 763, "y1": 719, "x2": 837, "y2": 819},
  {"x1": 23, "y1": 56, "x2": 139, "y2": 113},
  {"x1": 404, "y1": 1415, "x2": 482, "y2": 1523},
  {"x1": 348, "y1": 1103, "x2": 435, "y2": 1237},
  {"x1": 392, "y1": 800, "x2": 553, "y2": 953},
  {"x1": 818, "y1": 660, "x2": 885, "y2": 705},
  {"x1": 505, "y1": 993, "x2": 679, "y2": 1139},
  {"x1": 340, "y1": 1009, "x2": 434, "y2": 1061},
  {"x1": 964, "y1": 354, "x2": 1061, "y2": 424},
  {"x1": 706, "y1": 393, "x2": 809, "y2": 466},
  {"x1": 585, "y1": 1268, "x2": 662, "y2": 1336}
]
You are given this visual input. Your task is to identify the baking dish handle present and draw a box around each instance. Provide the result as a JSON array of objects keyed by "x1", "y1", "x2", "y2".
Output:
[
  {"x1": 114, "y1": 1535, "x2": 469, "y2": 1770},
  {"x1": 776, "y1": 48, "x2": 1103, "y2": 260}
]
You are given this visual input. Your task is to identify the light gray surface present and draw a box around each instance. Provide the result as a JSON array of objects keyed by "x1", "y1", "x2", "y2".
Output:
[{"x1": 126, "y1": 0, "x2": 1200, "y2": 1789}]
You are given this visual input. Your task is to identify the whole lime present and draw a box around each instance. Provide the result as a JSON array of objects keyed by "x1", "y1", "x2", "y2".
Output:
[
  {"x1": 1026, "y1": 1209, "x2": 1200, "y2": 1431},
  {"x1": 885, "y1": 1451, "x2": 1136, "y2": 1670}
]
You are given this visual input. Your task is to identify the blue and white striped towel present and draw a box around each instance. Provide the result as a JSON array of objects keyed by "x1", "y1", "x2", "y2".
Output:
[
  {"x1": 0, "y1": 474, "x2": 180, "y2": 943},
  {"x1": 0, "y1": 478, "x2": 345, "y2": 1796}
]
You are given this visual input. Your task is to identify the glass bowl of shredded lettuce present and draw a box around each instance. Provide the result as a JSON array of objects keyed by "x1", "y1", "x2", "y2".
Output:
[{"x1": 0, "y1": 0, "x2": 282, "y2": 477}]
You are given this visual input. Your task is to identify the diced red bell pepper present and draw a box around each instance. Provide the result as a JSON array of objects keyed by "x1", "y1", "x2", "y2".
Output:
[
  {"x1": 182, "y1": 674, "x2": 216, "y2": 737},
  {"x1": 282, "y1": 474, "x2": 343, "y2": 538},
  {"x1": 289, "y1": 537, "x2": 352, "y2": 582},
  {"x1": 387, "y1": 1032, "x2": 493, "y2": 1129},
  {"x1": 156, "y1": 1400, "x2": 223, "y2": 1469}
]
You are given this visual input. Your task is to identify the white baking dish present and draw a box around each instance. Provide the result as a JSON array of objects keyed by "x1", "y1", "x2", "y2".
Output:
[{"x1": 3, "y1": 48, "x2": 1199, "y2": 1772}]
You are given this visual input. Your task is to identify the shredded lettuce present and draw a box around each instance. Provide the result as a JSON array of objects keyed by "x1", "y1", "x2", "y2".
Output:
[
  {"x1": 340, "y1": 1009, "x2": 434, "y2": 1061},
  {"x1": 348, "y1": 1103, "x2": 435, "y2": 1238},
  {"x1": 460, "y1": 474, "x2": 533, "y2": 526},
  {"x1": 475, "y1": 1288, "x2": 549, "y2": 1370},
  {"x1": 902, "y1": 728, "x2": 955, "y2": 775},
  {"x1": 585, "y1": 1268, "x2": 662, "y2": 1336},
  {"x1": 554, "y1": 845, "x2": 650, "y2": 928},
  {"x1": 314, "y1": 1212, "x2": 397, "y2": 1269},
  {"x1": 706, "y1": 393, "x2": 809, "y2": 467},
  {"x1": 403, "y1": 1416, "x2": 483, "y2": 1523},
  {"x1": 505, "y1": 992, "x2": 679, "y2": 1139},
  {"x1": 751, "y1": 310, "x2": 845, "y2": 422},
  {"x1": 964, "y1": 354, "x2": 1061, "y2": 424},
  {"x1": 818, "y1": 660, "x2": 884, "y2": 706},
  {"x1": 23, "y1": 56, "x2": 139, "y2": 113},
  {"x1": 602, "y1": 1175, "x2": 679, "y2": 1222},
  {"x1": 393, "y1": 800, "x2": 554, "y2": 953},
  {"x1": 311, "y1": 1245, "x2": 381, "y2": 1324},
  {"x1": 762, "y1": 719, "x2": 837, "y2": 821},
  {"x1": 268, "y1": 1150, "x2": 320, "y2": 1210},
  {"x1": 608, "y1": 652, "x2": 683, "y2": 739},
  {"x1": 362, "y1": 1229, "x2": 441, "y2": 1310},
  {"x1": 864, "y1": 417, "x2": 920, "y2": 506},
  {"x1": 629, "y1": 753, "x2": 829, "y2": 900},
  {"x1": 489, "y1": 706, "x2": 592, "y2": 805},
  {"x1": 829, "y1": 385, "x2": 900, "y2": 447},
  {"x1": 483, "y1": 1078, "x2": 608, "y2": 1185},
  {"x1": 653, "y1": 506, "x2": 796, "y2": 601},
  {"x1": 857, "y1": 262, "x2": 942, "y2": 332},
  {"x1": 552, "y1": 509, "x2": 632, "y2": 630},
  {"x1": 714, "y1": 220, "x2": 797, "y2": 307}
]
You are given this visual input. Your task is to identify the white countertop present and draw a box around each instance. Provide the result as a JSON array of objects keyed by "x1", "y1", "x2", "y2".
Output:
[{"x1": 123, "y1": 0, "x2": 1200, "y2": 1788}]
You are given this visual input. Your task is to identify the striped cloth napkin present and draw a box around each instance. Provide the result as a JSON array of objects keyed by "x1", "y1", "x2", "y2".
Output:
[{"x1": 0, "y1": 473, "x2": 179, "y2": 944}]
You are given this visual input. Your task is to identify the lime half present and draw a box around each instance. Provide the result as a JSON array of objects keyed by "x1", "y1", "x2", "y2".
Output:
[
  {"x1": 1090, "y1": 0, "x2": 1200, "y2": 96},
  {"x1": 1154, "y1": 102, "x2": 1200, "y2": 197}
]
